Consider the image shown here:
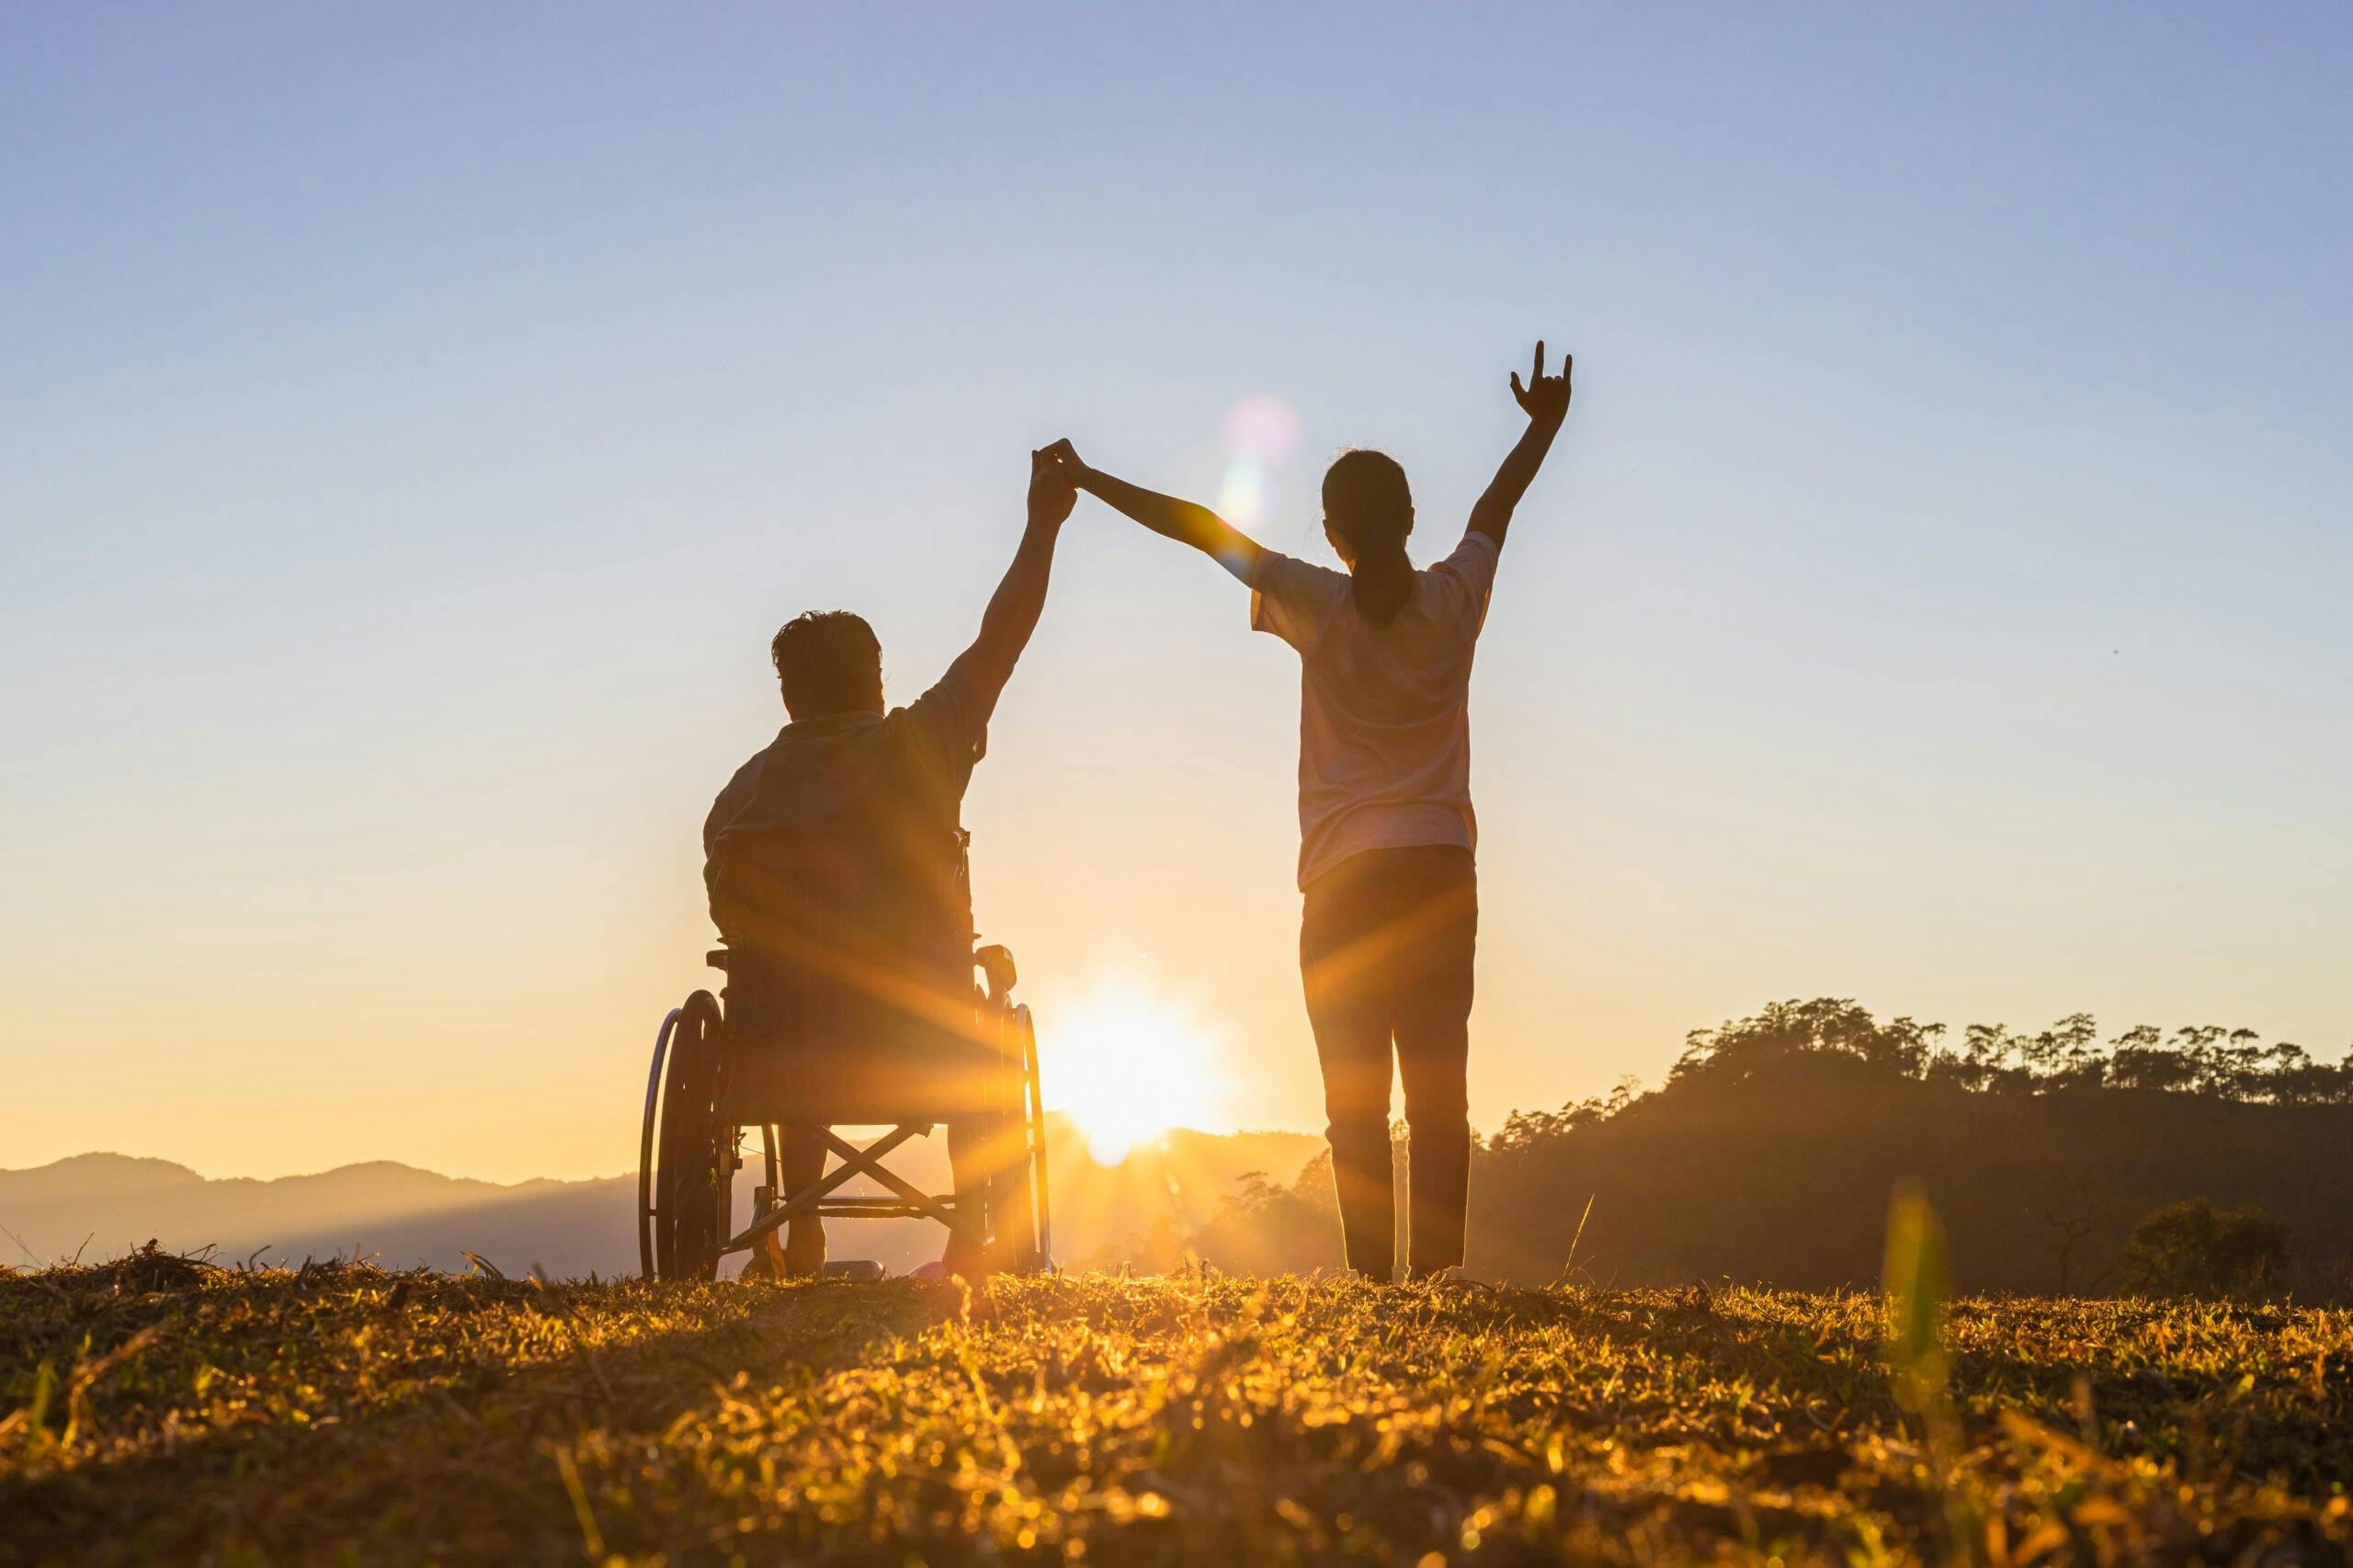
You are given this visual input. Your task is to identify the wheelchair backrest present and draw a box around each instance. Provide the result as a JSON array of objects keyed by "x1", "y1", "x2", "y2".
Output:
[
  {"x1": 707, "y1": 805, "x2": 1002, "y2": 1121},
  {"x1": 709, "y1": 795, "x2": 973, "y2": 980}
]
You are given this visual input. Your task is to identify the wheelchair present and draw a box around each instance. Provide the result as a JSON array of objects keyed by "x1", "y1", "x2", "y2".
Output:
[{"x1": 637, "y1": 838, "x2": 1052, "y2": 1282}]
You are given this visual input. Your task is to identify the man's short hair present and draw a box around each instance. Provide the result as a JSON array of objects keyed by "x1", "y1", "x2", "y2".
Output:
[{"x1": 770, "y1": 610, "x2": 884, "y2": 720}]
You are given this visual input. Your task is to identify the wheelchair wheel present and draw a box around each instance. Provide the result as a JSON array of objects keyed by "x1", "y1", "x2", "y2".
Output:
[
  {"x1": 1021, "y1": 1003, "x2": 1052, "y2": 1268},
  {"x1": 989, "y1": 1002, "x2": 1052, "y2": 1272},
  {"x1": 645, "y1": 989, "x2": 730, "y2": 1281}
]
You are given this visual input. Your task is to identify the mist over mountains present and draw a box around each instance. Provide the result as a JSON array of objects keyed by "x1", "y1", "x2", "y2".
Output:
[{"x1": 0, "y1": 1120, "x2": 1322, "y2": 1279}]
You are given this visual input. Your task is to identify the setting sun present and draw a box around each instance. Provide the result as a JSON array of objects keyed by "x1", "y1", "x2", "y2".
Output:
[{"x1": 1042, "y1": 987, "x2": 1224, "y2": 1165}]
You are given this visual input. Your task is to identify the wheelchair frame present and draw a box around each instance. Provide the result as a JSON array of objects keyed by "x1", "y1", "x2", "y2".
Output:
[{"x1": 637, "y1": 944, "x2": 1052, "y2": 1282}]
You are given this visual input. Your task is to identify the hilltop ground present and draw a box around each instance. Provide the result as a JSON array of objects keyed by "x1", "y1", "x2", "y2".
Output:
[{"x1": 3, "y1": 1255, "x2": 2348, "y2": 1565}]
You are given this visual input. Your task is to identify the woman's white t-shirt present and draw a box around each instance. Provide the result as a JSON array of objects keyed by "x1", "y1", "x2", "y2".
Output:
[{"x1": 1236, "y1": 533, "x2": 1500, "y2": 890}]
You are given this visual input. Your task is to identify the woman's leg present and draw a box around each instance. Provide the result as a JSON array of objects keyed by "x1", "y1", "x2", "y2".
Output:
[
  {"x1": 1390, "y1": 847, "x2": 1478, "y2": 1279},
  {"x1": 1301, "y1": 856, "x2": 1400, "y2": 1281}
]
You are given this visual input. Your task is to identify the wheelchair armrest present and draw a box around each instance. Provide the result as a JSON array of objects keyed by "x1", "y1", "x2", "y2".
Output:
[{"x1": 975, "y1": 943, "x2": 1017, "y2": 998}]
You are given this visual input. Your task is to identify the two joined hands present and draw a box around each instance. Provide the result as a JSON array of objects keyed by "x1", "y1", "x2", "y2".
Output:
[{"x1": 1028, "y1": 439, "x2": 1086, "y2": 525}]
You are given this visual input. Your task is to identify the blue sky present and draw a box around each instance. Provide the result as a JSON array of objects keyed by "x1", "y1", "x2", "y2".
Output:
[{"x1": 3, "y1": 4, "x2": 2348, "y2": 1179}]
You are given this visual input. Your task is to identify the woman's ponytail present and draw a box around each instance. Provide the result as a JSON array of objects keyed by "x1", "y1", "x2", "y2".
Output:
[{"x1": 1322, "y1": 449, "x2": 1415, "y2": 626}]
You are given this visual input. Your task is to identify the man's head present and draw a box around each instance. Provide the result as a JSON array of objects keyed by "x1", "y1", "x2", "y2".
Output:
[{"x1": 770, "y1": 610, "x2": 885, "y2": 721}]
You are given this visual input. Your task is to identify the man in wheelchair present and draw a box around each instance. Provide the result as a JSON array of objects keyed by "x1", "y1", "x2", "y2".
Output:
[{"x1": 699, "y1": 450, "x2": 1075, "y2": 1279}]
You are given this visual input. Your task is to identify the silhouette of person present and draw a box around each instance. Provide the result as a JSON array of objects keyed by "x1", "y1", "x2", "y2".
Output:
[
  {"x1": 1041, "y1": 343, "x2": 1573, "y2": 1281},
  {"x1": 702, "y1": 449, "x2": 1077, "y2": 1279}
]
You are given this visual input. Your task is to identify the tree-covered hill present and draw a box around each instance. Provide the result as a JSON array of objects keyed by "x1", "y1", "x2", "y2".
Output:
[{"x1": 1194, "y1": 1000, "x2": 2353, "y2": 1297}]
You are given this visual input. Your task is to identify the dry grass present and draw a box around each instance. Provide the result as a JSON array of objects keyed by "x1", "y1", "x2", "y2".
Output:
[{"x1": 4, "y1": 1248, "x2": 2349, "y2": 1564}]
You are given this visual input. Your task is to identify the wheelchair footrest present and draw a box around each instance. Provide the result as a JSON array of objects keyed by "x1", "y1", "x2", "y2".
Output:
[
  {"x1": 810, "y1": 1203, "x2": 949, "y2": 1221},
  {"x1": 803, "y1": 1193, "x2": 958, "y2": 1213}
]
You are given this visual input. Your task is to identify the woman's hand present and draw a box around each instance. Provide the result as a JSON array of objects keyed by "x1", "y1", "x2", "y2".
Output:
[
  {"x1": 1470, "y1": 341, "x2": 1574, "y2": 549},
  {"x1": 1039, "y1": 437, "x2": 1093, "y2": 488},
  {"x1": 1508, "y1": 341, "x2": 1573, "y2": 428}
]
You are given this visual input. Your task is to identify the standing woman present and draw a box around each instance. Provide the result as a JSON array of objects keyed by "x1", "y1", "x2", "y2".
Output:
[{"x1": 1044, "y1": 343, "x2": 1573, "y2": 1281}]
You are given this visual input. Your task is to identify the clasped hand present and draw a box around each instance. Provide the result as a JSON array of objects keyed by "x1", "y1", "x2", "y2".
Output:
[{"x1": 1028, "y1": 444, "x2": 1079, "y2": 526}]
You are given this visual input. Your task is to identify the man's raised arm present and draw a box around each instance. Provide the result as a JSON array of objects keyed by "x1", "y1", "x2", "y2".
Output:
[
  {"x1": 944, "y1": 448, "x2": 1076, "y2": 719},
  {"x1": 1041, "y1": 438, "x2": 1264, "y2": 582},
  {"x1": 1465, "y1": 340, "x2": 1574, "y2": 552}
]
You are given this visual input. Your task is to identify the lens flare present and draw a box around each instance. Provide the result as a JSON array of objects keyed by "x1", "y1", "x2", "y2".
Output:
[
  {"x1": 1215, "y1": 392, "x2": 1302, "y2": 527},
  {"x1": 1217, "y1": 457, "x2": 1267, "y2": 525},
  {"x1": 1222, "y1": 392, "x2": 1303, "y2": 461}
]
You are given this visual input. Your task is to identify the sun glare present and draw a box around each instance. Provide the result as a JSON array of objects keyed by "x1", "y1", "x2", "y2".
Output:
[{"x1": 1045, "y1": 987, "x2": 1222, "y2": 1165}]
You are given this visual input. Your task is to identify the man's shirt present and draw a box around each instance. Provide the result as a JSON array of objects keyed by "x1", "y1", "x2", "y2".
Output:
[{"x1": 703, "y1": 673, "x2": 988, "y2": 968}]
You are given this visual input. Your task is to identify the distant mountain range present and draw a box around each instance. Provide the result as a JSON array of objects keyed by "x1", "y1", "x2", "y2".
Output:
[{"x1": 0, "y1": 1119, "x2": 1324, "y2": 1280}]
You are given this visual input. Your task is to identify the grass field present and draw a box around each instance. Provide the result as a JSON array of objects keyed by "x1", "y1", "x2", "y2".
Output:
[{"x1": 4, "y1": 1251, "x2": 2348, "y2": 1565}]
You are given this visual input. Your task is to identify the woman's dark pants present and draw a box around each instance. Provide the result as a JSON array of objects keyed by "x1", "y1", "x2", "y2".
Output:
[{"x1": 1299, "y1": 844, "x2": 1478, "y2": 1282}]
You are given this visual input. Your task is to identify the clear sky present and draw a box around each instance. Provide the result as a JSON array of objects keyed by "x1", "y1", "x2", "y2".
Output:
[{"x1": 5, "y1": 4, "x2": 2348, "y2": 1182}]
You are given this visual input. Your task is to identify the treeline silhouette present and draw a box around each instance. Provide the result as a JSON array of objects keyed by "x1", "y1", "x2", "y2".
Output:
[
  {"x1": 1172, "y1": 998, "x2": 2353, "y2": 1298},
  {"x1": 1654, "y1": 997, "x2": 2353, "y2": 1104}
]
